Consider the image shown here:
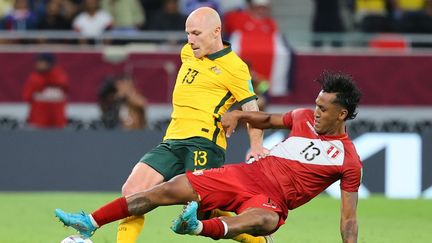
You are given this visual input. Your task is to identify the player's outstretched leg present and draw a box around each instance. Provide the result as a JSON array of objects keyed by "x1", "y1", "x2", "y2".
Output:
[
  {"x1": 55, "y1": 209, "x2": 98, "y2": 238},
  {"x1": 209, "y1": 209, "x2": 270, "y2": 243},
  {"x1": 171, "y1": 201, "x2": 201, "y2": 235},
  {"x1": 116, "y1": 216, "x2": 145, "y2": 243},
  {"x1": 172, "y1": 204, "x2": 279, "y2": 242}
]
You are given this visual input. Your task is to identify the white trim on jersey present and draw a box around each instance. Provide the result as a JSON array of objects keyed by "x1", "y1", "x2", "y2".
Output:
[{"x1": 269, "y1": 136, "x2": 345, "y2": 166}]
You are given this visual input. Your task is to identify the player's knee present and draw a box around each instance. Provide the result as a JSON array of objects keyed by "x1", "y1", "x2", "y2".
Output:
[
  {"x1": 121, "y1": 178, "x2": 149, "y2": 196},
  {"x1": 121, "y1": 162, "x2": 164, "y2": 196},
  {"x1": 121, "y1": 182, "x2": 134, "y2": 197},
  {"x1": 122, "y1": 172, "x2": 164, "y2": 196}
]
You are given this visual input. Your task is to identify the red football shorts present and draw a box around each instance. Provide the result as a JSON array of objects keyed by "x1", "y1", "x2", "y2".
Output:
[{"x1": 185, "y1": 163, "x2": 287, "y2": 230}]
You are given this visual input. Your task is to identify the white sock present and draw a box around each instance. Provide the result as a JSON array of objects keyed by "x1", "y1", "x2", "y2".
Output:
[
  {"x1": 88, "y1": 214, "x2": 99, "y2": 228},
  {"x1": 220, "y1": 219, "x2": 228, "y2": 236},
  {"x1": 192, "y1": 220, "x2": 203, "y2": 235}
]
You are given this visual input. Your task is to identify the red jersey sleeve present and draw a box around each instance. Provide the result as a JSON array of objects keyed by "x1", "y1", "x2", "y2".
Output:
[
  {"x1": 47, "y1": 67, "x2": 69, "y2": 90},
  {"x1": 340, "y1": 158, "x2": 362, "y2": 192},
  {"x1": 283, "y1": 109, "x2": 314, "y2": 129},
  {"x1": 22, "y1": 73, "x2": 45, "y2": 101},
  {"x1": 282, "y1": 111, "x2": 293, "y2": 129}
]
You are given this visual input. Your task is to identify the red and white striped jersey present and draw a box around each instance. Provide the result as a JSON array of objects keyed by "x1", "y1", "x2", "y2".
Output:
[{"x1": 255, "y1": 108, "x2": 362, "y2": 210}]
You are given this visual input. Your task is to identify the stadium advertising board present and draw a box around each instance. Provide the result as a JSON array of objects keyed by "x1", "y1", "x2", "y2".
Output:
[{"x1": 0, "y1": 131, "x2": 431, "y2": 199}]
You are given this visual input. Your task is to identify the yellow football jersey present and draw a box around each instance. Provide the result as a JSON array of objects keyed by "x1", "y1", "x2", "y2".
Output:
[{"x1": 164, "y1": 42, "x2": 257, "y2": 149}]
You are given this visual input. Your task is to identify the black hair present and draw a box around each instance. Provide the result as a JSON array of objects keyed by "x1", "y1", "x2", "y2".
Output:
[
  {"x1": 316, "y1": 71, "x2": 362, "y2": 120},
  {"x1": 36, "y1": 53, "x2": 55, "y2": 65},
  {"x1": 98, "y1": 76, "x2": 117, "y2": 99},
  {"x1": 98, "y1": 75, "x2": 131, "y2": 99}
]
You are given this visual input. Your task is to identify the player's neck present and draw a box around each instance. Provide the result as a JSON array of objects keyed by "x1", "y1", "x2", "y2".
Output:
[
  {"x1": 325, "y1": 124, "x2": 346, "y2": 136},
  {"x1": 210, "y1": 40, "x2": 225, "y2": 55}
]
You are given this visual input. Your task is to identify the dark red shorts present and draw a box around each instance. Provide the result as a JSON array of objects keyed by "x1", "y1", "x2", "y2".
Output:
[{"x1": 186, "y1": 163, "x2": 287, "y2": 230}]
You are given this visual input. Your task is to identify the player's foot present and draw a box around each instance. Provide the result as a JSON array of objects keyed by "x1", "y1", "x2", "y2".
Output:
[
  {"x1": 171, "y1": 201, "x2": 200, "y2": 235},
  {"x1": 55, "y1": 209, "x2": 97, "y2": 238},
  {"x1": 264, "y1": 234, "x2": 275, "y2": 243}
]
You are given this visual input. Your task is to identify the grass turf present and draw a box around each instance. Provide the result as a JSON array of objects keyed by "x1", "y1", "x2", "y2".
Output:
[{"x1": 0, "y1": 192, "x2": 430, "y2": 243}]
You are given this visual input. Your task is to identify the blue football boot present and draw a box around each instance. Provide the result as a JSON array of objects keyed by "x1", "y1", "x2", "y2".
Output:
[
  {"x1": 171, "y1": 201, "x2": 200, "y2": 235},
  {"x1": 55, "y1": 209, "x2": 97, "y2": 238}
]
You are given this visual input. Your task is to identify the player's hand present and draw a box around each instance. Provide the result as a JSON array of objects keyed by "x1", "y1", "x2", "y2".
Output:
[
  {"x1": 246, "y1": 146, "x2": 270, "y2": 163},
  {"x1": 221, "y1": 111, "x2": 240, "y2": 138}
]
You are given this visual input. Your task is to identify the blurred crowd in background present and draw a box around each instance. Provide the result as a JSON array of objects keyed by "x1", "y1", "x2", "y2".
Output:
[
  {"x1": 0, "y1": 0, "x2": 247, "y2": 35},
  {"x1": 0, "y1": 0, "x2": 432, "y2": 133},
  {"x1": 1, "y1": 0, "x2": 432, "y2": 37}
]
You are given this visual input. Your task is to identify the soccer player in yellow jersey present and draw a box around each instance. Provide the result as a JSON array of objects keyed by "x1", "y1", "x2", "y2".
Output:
[{"x1": 116, "y1": 6, "x2": 271, "y2": 243}]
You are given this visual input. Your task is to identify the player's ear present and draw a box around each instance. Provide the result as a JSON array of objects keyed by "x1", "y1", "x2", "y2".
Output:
[
  {"x1": 214, "y1": 26, "x2": 221, "y2": 38},
  {"x1": 338, "y1": 108, "x2": 348, "y2": 121}
]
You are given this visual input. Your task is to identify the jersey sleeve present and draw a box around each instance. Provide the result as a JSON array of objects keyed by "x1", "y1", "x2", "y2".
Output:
[
  {"x1": 284, "y1": 108, "x2": 314, "y2": 129},
  {"x1": 340, "y1": 159, "x2": 362, "y2": 192},
  {"x1": 22, "y1": 74, "x2": 44, "y2": 101},
  {"x1": 180, "y1": 44, "x2": 193, "y2": 62},
  {"x1": 225, "y1": 61, "x2": 256, "y2": 105},
  {"x1": 282, "y1": 111, "x2": 293, "y2": 129}
]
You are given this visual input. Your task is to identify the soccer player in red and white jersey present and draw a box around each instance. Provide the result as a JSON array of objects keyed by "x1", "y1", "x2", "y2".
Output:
[{"x1": 55, "y1": 72, "x2": 362, "y2": 243}]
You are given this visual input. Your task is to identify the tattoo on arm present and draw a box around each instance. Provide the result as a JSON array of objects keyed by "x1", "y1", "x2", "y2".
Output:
[
  {"x1": 127, "y1": 195, "x2": 154, "y2": 216},
  {"x1": 341, "y1": 220, "x2": 357, "y2": 243}
]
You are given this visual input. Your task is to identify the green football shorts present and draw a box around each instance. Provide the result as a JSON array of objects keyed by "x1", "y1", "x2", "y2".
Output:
[{"x1": 140, "y1": 137, "x2": 225, "y2": 181}]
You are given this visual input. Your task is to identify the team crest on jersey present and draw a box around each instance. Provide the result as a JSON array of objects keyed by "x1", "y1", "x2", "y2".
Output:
[
  {"x1": 192, "y1": 169, "x2": 204, "y2": 176},
  {"x1": 209, "y1": 66, "x2": 222, "y2": 75},
  {"x1": 326, "y1": 145, "x2": 340, "y2": 159}
]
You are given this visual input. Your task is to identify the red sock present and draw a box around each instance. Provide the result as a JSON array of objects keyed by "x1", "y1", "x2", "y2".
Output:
[
  {"x1": 200, "y1": 218, "x2": 225, "y2": 240},
  {"x1": 91, "y1": 197, "x2": 130, "y2": 227}
]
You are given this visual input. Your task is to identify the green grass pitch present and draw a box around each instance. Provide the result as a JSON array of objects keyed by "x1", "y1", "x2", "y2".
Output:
[{"x1": 0, "y1": 192, "x2": 430, "y2": 243}]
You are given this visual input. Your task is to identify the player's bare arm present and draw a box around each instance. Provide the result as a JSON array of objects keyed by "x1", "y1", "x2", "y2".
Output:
[
  {"x1": 240, "y1": 100, "x2": 268, "y2": 160},
  {"x1": 222, "y1": 110, "x2": 285, "y2": 136},
  {"x1": 340, "y1": 190, "x2": 358, "y2": 243}
]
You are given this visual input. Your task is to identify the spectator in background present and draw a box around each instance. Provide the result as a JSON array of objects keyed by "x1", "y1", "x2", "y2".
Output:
[
  {"x1": 138, "y1": 0, "x2": 162, "y2": 26},
  {"x1": 146, "y1": 0, "x2": 186, "y2": 31},
  {"x1": 179, "y1": 0, "x2": 222, "y2": 15},
  {"x1": 397, "y1": 0, "x2": 432, "y2": 33},
  {"x1": 62, "y1": 0, "x2": 81, "y2": 26},
  {"x1": 219, "y1": 0, "x2": 246, "y2": 13},
  {"x1": 396, "y1": 0, "x2": 432, "y2": 47},
  {"x1": 101, "y1": 0, "x2": 145, "y2": 32},
  {"x1": 0, "y1": 0, "x2": 37, "y2": 30},
  {"x1": 72, "y1": 0, "x2": 112, "y2": 41},
  {"x1": 98, "y1": 75, "x2": 147, "y2": 130},
  {"x1": 392, "y1": 0, "x2": 425, "y2": 20},
  {"x1": 31, "y1": 0, "x2": 49, "y2": 21},
  {"x1": 37, "y1": 0, "x2": 71, "y2": 30},
  {"x1": 22, "y1": 53, "x2": 69, "y2": 129},
  {"x1": 352, "y1": 0, "x2": 394, "y2": 32},
  {"x1": 311, "y1": 0, "x2": 346, "y2": 47},
  {"x1": 223, "y1": 0, "x2": 277, "y2": 37},
  {"x1": 0, "y1": 0, "x2": 13, "y2": 18},
  {"x1": 223, "y1": 0, "x2": 292, "y2": 97}
]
